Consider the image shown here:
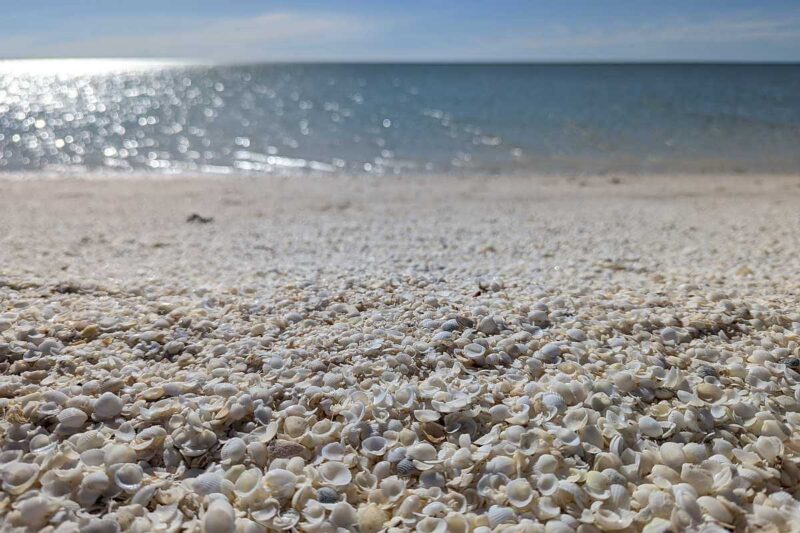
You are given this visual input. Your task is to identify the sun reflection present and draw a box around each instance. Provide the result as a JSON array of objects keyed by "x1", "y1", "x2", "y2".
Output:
[{"x1": 0, "y1": 58, "x2": 192, "y2": 76}]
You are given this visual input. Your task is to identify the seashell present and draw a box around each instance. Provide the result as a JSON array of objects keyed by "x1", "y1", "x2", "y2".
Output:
[
  {"x1": 193, "y1": 472, "x2": 225, "y2": 496},
  {"x1": 113, "y1": 463, "x2": 144, "y2": 493},
  {"x1": 505, "y1": 478, "x2": 534, "y2": 508},
  {"x1": 584, "y1": 471, "x2": 610, "y2": 500},
  {"x1": 463, "y1": 343, "x2": 486, "y2": 362},
  {"x1": 417, "y1": 517, "x2": 448, "y2": 533},
  {"x1": 104, "y1": 444, "x2": 136, "y2": 465},
  {"x1": 204, "y1": 498, "x2": 235, "y2": 533},
  {"x1": 318, "y1": 461, "x2": 352, "y2": 486},
  {"x1": 487, "y1": 505, "x2": 516, "y2": 528},
  {"x1": 264, "y1": 469, "x2": 297, "y2": 497},
  {"x1": 268, "y1": 439, "x2": 307, "y2": 460},
  {"x1": 220, "y1": 437, "x2": 246, "y2": 465},
  {"x1": 272, "y1": 510, "x2": 300, "y2": 530},
  {"x1": 316, "y1": 486, "x2": 339, "y2": 504},
  {"x1": 697, "y1": 495, "x2": 734, "y2": 523},
  {"x1": 94, "y1": 392, "x2": 123, "y2": 419},
  {"x1": 15, "y1": 497, "x2": 57, "y2": 530},
  {"x1": 594, "y1": 508, "x2": 634, "y2": 530},
  {"x1": 357, "y1": 503, "x2": 388, "y2": 533},
  {"x1": 536, "y1": 392, "x2": 566, "y2": 420},
  {"x1": 386, "y1": 447, "x2": 406, "y2": 463},
  {"x1": 234, "y1": 468, "x2": 263, "y2": 500},
  {"x1": 29, "y1": 434, "x2": 57, "y2": 455},
  {"x1": 638, "y1": 416, "x2": 663, "y2": 438},
  {"x1": 414, "y1": 410, "x2": 441, "y2": 422},
  {"x1": 361, "y1": 436, "x2": 388, "y2": 457},
  {"x1": 329, "y1": 502, "x2": 358, "y2": 528},
  {"x1": 659, "y1": 442, "x2": 685, "y2": 471},
  {"x1": 537, "y1": 473, "x2": 559, "y2": 496},
  {"x1": 57, "y1": 407, "x2": 88, "y2": 429},
  {"x1": 754, "y1": 435, "x2": 783, "y2": 463},
  {"x1": 396, "y1": 458, "x2": 417, "y2": 476},
  {"x1": 2, "y1": 461, "x2": 40, "y2": 495},
  {"x1": 609, "y1": 484, "x2": 631, "y2": 509},
  {"x1": 251, "y1": 499, "x2": 281, "y2": 525}
]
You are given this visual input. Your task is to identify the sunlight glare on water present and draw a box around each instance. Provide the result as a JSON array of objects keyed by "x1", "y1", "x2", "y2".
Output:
[{"x1": 1, "y1": 60, "x2": 800, "y2": 177}]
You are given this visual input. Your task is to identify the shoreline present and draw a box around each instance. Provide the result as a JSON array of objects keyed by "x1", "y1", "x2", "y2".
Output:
[{"x1": 2, "y1": 173, "x2": 800, "y2": 530}]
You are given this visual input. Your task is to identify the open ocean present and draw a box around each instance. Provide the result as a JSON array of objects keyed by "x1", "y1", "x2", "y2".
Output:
[{"x1": 1, "y1": 60, "x2": 799, "y2": 177}]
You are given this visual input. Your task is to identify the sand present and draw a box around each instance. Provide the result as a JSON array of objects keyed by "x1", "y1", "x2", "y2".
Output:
[{"x1": 2, "y1": 173, "x2": 800, "y2": 532}]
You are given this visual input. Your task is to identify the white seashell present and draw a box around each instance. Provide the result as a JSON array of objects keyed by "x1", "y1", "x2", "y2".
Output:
[
  {"x1": 264, "y1": 469, "x2": 298, "y2": 496},
  {"x1": 81, "y1": 471, "x2": 110, "y2": 492},
  {"x1": 29, "y1": 434, "x2": 57, "y2": 455},
  {"x1": 417, "y1": 517, "x2": 448, "y2": 533},
  {"x1": 361, "y1": 436, "x2": 388, "y2": 456},
  {"x1": 609, "y1": 484, "x2": 631, "y2": 509},
  {"x1": 638, "y1": 416, "x2": 663, "y2": 438},
  {"x1": 414, "y1": 409, "x2": 441, "y2": 422},
  {"x1": 463, "y1": 343, "x2": 486, "y2": 361},
  {"x1": 505, "y1": 478, "x2": 534, "y2": 508},
  {"x1": 329, "y1": 502, "x2": 358, "y2": 528},
  {"x1": 537, "y1": 473, "x2": 559, "y2": 496},
  {"x1": 220, "y1": 437, "x2": 246, "y2": 465},
  {"x1": 272, "y1": 510, "x2": 300, "y2": 530},
  {"x1": 193, "y1": 472, "x2": 225, "y2": 496},
  {"x1": 487, "y1": 505, "x2": 516, "y2": 528},
  {"x1": 94, "y1": 392, "x2": 123, "y2": 419},
  {"x1": 2, "y1": 462, "x2": 40, "y2": 495},
  {"x1": 57, "y1": 407, "x2": 88, "y2": 429},
  {"x1": 697, "y1": 496, "x2": 734, "y2": 523},
  {"x1": 584, "y1": 471, "x2": 610, "y2": 500},
  {"x1": 104, "y1": 444, "x2": 136, "y2": 466},
  {"x1": 251, "y1": 499, "x2": 281, "y2": 525},
  {"x1": 204, "y1": 498, "x2": 235, "y2": 533},
  {"x1": 113, "y1": 463, "x2": 143, "y2": 493},
  {"x1": 318, "y1": 461, "x2": 352, "y2": 486},
  {"x1": 594, "y1": 508, "x2": 634, "y2": 530},
  {"x1": 321, "y1": 442, "x2": 347, "y2": 461},
  {"x1": 754, "y1": 435, "x2": 783, "y2": 463}
]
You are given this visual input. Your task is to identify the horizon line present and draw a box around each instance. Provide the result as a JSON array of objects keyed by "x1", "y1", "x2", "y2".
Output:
[{"x1": 1, "y1": 57, "x2": 799, "y2": 66}]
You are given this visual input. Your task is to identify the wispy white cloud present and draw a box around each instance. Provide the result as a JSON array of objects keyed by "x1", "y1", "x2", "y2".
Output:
[
  {"x1": 492, "y1": 13, "x2": 800, "y2": 60},
  {"x1": 1, "y1": 11, "x2": 380, "y2": 61}
]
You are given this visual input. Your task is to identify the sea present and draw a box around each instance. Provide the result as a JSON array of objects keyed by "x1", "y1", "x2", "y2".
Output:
[{"x1": 1, "y1": 60, "x2": 799, "y2": 177}]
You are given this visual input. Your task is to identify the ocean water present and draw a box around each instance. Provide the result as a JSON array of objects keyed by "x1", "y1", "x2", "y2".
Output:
[{"x1": 1, "y1": 60, "x2": 799, "y2": 177}]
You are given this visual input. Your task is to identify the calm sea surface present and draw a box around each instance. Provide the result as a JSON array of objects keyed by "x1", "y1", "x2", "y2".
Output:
[{"x1": 1, "y1": 60, "x2": 799, "y2": 177}]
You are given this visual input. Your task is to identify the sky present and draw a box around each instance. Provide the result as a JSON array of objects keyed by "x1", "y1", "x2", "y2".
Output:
[{"x1": 0, "y1": 0, "x2": 799, "y2": 62}]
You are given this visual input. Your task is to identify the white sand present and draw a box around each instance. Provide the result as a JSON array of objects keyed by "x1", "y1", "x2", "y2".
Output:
[{"x1": 2, "y1": 173, "x2": 800, "y2": 531}]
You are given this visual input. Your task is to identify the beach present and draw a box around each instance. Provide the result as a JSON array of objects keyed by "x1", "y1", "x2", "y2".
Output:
[{"x1": 3, "y1": 173, "x2": 800, "y2": 531}]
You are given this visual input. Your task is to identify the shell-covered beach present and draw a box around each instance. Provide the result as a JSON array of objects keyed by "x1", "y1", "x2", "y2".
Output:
[{"x1": 2, "y1": 174, "x2": 800, "y2": 532}]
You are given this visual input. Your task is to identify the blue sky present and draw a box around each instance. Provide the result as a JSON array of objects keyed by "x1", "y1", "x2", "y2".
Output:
[{"x1": 1, "y1": 0, "x2": 799, "y2": 62}]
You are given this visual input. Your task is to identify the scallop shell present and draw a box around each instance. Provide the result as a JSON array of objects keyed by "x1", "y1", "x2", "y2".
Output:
[
  {"x1": 220, "y1": 437, "x2": 247, "y2": 465},
  {"x1": 204, "y1": 499, "x2": 235, "y2": 533},
  {"x1": 193, "y1": 472, "x2": 225, "y2": 496},
  {"x1": 329, "y1": 502, "x2": 358, "y2": 528},
  {"x1": 93, "y1": 392, "x2": 123, "y2": 419},
  {"x1": 57, "y1": 407, "x2": 88, "y2": 429},
  {"x1": 386, "y1": 447, "x2": 407, "y2": 463},
  {"x1": 505, "y1": 478, "x2": 534, "y2": 508},
  {"x1": 264, "y1": 468, "x2": 298, "y2": 496},
  {"x1": 318, "y1": 461, "x2": 352, "y2": 486},
  {"x1": 113, "y1": 463, "x2": 143, "y2": 493},
  {"x1": 487, "y1": 505, "x2": 516, "y2": 528}
]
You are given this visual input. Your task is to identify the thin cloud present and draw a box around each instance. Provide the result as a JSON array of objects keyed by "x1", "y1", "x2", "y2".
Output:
[
  {"x1": 504, "y1": 14, "x2": 800, "y2": 55},
  {"x1": 1, "y1": 11, "x2": 378, "y2": 61}
]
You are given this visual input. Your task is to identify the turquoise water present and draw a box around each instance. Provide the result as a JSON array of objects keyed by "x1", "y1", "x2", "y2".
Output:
[{"x1": 1, "y1": 61, "x2": 799, "y2": 176}]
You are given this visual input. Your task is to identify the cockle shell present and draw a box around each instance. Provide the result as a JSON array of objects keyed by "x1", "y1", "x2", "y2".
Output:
[
  {"x1": 506, "y1": 478, "x2": 534, "y2": 508},
  {"x1": 318, "y1": 461, "x2": 352, "y2": 486},
  {"x1": 204, "y1": 498, "x2": 235, "y2": 533},
  {"x1": 57, "y1": 407, "x2": 88, "y2": 429},
  {"x1": 94, "y1": 392, "x2": 123, "y2": 419},
  {"x1": 487, "y1": 505, "x2": 516, "y2": 528}
]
